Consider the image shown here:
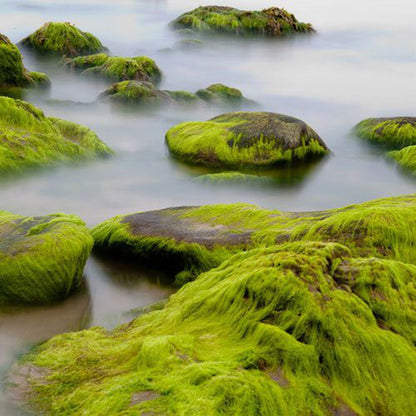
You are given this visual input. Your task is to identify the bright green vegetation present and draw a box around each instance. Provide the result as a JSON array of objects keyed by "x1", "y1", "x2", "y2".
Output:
[
  {"x1": 355, "y1": 117, "x2": 416, "y2": 174},
  {"x1": 166, "y1": 112, "x2": 329, "y2": 169},
  {"x1": 0, "y1": 211, "x2": 92, "y2": 304},
  {"x1": 196, "y1": 84, "x2": 243, "y2": 103},
  {"x1": 0, "y1": 96, "x2": 111, "y2": 172},
  {"x1": 171, "y1": 6, "x2": 314, "y2": 36},
  {"x1": 0, "y1": 34, "x2": 50, "y2": 89},
  {"x1": 20, "y1": 22, "x2": 106, "y2": 57},
  {"x1": 18, "y1": 194, "x2": 416, "y2": 415},
  {"x1": 196, "y1": 171, "x2": 270, "y2": 184},
  {"x1": 65, "y1": 54, "x2": 162, "y2": 83},
  {"x1": 99, "y1": 82, "x2": 249, "y2": 107}
]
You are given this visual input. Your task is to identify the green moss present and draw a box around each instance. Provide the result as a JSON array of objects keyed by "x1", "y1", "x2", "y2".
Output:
[
  {"x1": 166, "y1": 112, "x2": 329, "y2": 169},
  {"x1": 171, "y1": 6, "x2": 314, "y2": 36},
  {"x1": 0, "y1": 211, "x2": 92, "y2": 304},
  {"x1": 196, "y1": 84, "x2": 243, "y2": 103},
  {"x1": 20, "y1": 22, "x2": 106, "y2": 57},
  {"x1": 165, "y1": 90, "x2": 199, "y2": 104},
  {"x1": 66, "y1": 54, "x2": 162, "y2": 83},
  {"x1": 19, "y1": 231, "x2": 416, "y2": 414},
  {"x1": 355, "y1": 117, "x2": 416, "y2": 149},
  {"x1": 355, "y1": 117, "x2": 416, "y2": 175},
  {"x1": 195, "y1": 171, "x2": 270, "y2": 184},
  {"x1": 0, "y1": 96, "x2": 111, "y2": 172},
  {"x1": 0, "y1": 33, "x2": 50, "y2": 89}
]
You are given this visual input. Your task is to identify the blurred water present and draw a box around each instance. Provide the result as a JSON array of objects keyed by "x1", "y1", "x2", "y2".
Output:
[{"x1": 0, "y1": 0, "x2": 415, "y2": 413}]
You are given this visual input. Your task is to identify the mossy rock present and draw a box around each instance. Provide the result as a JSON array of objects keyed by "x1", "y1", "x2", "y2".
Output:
[
  {"x1": 99, "y1": 81, "x2": 173, "y2": 105},
  {"x1": 0, "y1": 33, "x2": 50, "y2": 89},
  {"x1": 171, "y1": 6, "x2": 314, "y2": 36},
  {"x1": 20, "y1": 22, "x2": 106, "y2": 57},
  {"x1": 0, "y1": 211, "x2": 92, "y2": 304},
  {"x1": 65, "y1": 53, "x2": 162, "y2": 84},
  {"x1": 16, "y1": 195, "x2": 416, "y2": 415},
  {"x1": 99, "y1": 82, "x2": 249, "y2": 108},
  {"x1": 92, "y1": 195, "x2": 416, "y2": 280},
  {"x1": 0, "y1": 96, "x2": 111, "y2": 172},
  {"x1": 166, "y1": 112, "x2": 329, "y2": 169},
  {"x1": 355, "y1": 117, "x2": 416, "y2": 174}
]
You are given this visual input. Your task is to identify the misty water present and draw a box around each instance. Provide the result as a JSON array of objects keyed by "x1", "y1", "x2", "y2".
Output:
[{"x1": 0, "y1": 0, "x2": 415, "y2": 413}]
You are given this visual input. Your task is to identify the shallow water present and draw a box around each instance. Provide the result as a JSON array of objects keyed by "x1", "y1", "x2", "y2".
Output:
[{"x1": 0, "y1": 0, "x2": 415, "y2": 413}]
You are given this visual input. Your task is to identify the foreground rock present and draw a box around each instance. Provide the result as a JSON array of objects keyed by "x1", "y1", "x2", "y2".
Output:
[
  {"x1": 15, "y1": 195, "x2": 416, "y2": 415},
  {"x1": 20, "y1": 22, "x2": 106, "y2": 57},
  {"x1": 99, "y1": 81, "x2": 251, "y2": 107},
  {"x1": 171, "y1": 6, "x2": 314, "y2": 36},
  {"x1": 65, "y1": 53, "x2": 162, "y2": 84},
  {"x1": 0, "y1": 34, "x2": 49, "y2": 89},
  {"x1": 0, "y1": 96, "x2": 111, "y2": 172},
  {"x1": 166, "y1": 112, "x2": 329, "y2": 169},
  {"x1": 0, "y1": 212, "x2": 92, "y2": 304},
  {"x1": 355, "y1": 117, "x2": 416, "y2": 174}
]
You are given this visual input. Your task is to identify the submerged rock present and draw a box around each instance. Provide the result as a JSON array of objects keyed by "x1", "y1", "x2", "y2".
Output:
[
  {"x1": 166, "y1": 112, "x2": 329, "y2": 168},
  {"x1": 65, "y1": 53, "x2": 162, "y2": 84},
  {"x1": 171, "y1": 6, "x2": 314, "y2": 36},
  {"x1": 20, "y1": 22, "x2": 106, "y2": 57},
  {"x1": 0, "y1": 212, "x2": 92, "y2": 304},
  {"x1": 0, "y1": 34, "x2": 50, "y2": 89},
  {"x1": 355, "y1": 117, "x2": 416, "y2": 174},
  {"x1": 16, "y1": 195, "x2": 416, "y2": 415},
  {"x1": 0, "y1": 96, "x2": 111, "y2": 172},
  {"x1": 99, "y1": 81, "x2": 250, "y2": 107}
]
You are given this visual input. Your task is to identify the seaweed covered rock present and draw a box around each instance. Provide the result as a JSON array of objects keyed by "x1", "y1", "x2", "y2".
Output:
[
  {"x1": 16, "y1": 195, "x2": 416, "y2": 415},
  {"x1": 20, "y1": 22, "x2": 106, "y2": 57},
  {"x1": 171, "y1": 6, "x2": 314, "y2": 36},
  {"x1": 195, "y1": 171, "x2": 270, "y2": 184},
  {"x1": 92, "y1": 195, "x2": 416, "y2": 280},
  {"x1": 99, "y1": 82, "x2": 249, "y2": 107},
  {"x1": 0, "y1": 212, "x2": 92, "y2": 304},
  {"x1": 0, "y1": 96, "x2": 111, "y2": 172},
  {"x1": 355, "y1": 117, "x2": 416, "y2": 174},
  {"x1": 65, "y1": 53, "x2": 162, "y2": 84},
  {"x1": 0, "y1": 34, "x2": 49, "y2": 89},
  {"x1": 166, "y1": 112, "x2": 329, "y2": 168}
]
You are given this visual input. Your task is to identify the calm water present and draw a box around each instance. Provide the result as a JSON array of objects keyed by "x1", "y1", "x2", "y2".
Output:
[{"x1": 1, "y1": 0, "x2": 416, "y2": 413}]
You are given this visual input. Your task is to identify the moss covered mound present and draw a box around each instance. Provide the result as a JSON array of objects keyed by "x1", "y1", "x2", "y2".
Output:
[
  {"x1": 99, "y1": 82, "x2": 249, "y2": 108},
  {"x1": 17, "y1": 195, "x2": 416, "y2": 415},
  {"x1": 0, "y1": 34, "x2": 49, "y2": 89},
  {"x1": 65, "y1": 53, "x2": 162, "y2": 84},
  {"x1": 355, "y1": 117, "x2": 416, "y2": 174},
  {"x1": 196, "y1": 83, "x2": 243, "y2": 104},
  {"x1": 20, "y1": 22, "x2": 106, "y2": 57},
  {"x1": 0, "y1": 96, "x2": 111, "y2": 172},
  {"x1": 92, "y1": 195, "x2": 416, "y2": 281},
  {"x1": 171, "y1": 6, "x2": 314, "y2": 36},
  {"x1": 166, "y1": 112, "x2": 329, "y2": 168},
  {"x1": 0, "y1": 212, "x2": 92, "y2": 304}
]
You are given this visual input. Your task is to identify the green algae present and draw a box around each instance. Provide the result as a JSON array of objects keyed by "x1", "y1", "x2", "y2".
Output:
[
  {"x1": 166, "y1": 112, "x2": 329, "y2": 169},
  {"x1": 19, "y1": 233, "x2": 416, "y2": 414},
  {"x1": 196, "y1": 83, "x2": 243, "y2": 103},
  {"x1": 0, "y1": 96, "x2": 111, "y2": 172},
  {"x1": 0, "y1": 33, "x2": 49, "y2": 89},
  {"x1": 66, "y1": 54, "x2": 162, "y2": 84},
  {"x1": 20, "y1": 22, "x2": 106, "y2": 57},
  {"x1": 0, "y1": 211, "x2": 93, "y2": 304},
  {"x1": 165, "y1": 90, "x2": 199, "y2": 104},
  {"x1": 195, "y1": 171, "x2": 271, "y2": 184},
  {"x1": 355, "y1": 117, "x2": 416, "y2": 175},
  {"x1": 171, "y1": 6, "x2": 314, "y2": 36}
]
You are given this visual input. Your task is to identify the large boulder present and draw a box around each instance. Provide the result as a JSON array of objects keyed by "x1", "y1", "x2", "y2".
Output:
[
  {"x1": 0, "y1": 212, "x2": 92, "y2": 304},
  {"x1": 0, "y1": 96, "x2": 111, "y2": 172},
  {"x1": 65, "y1": 53, "x2": 162, "y2": 84},
  {"x1": 0, "y1": 34, "x2": 49, "y2": 89},
  {"x1": 355, "y1": 117, "x2": 416, "y2": 174},
  {"x1": 170, "y1": 6, "x2": 314, "y2": 36},
  {"x1": 14, "y1": 195, "x2": 416, "y2": 415},
  {"x1": 166, "y1": 112, "x2": 329, "y2": 168},
  {"x1": 20, "y1": 22, "x2": 106, "y2": 57}
]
